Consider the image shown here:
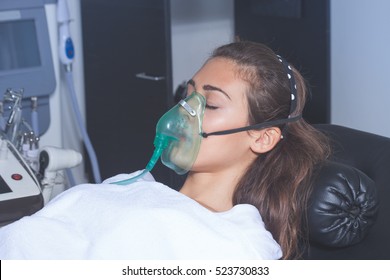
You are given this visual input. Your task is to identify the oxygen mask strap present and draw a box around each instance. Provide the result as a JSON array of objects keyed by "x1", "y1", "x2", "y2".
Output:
[{"x1": 201, "y1": 115, "x2": 301, "y2": 138}]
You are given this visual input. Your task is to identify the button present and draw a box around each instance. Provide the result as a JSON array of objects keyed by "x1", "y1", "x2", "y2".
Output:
[{"x1": 11, "y1": 174, "x2": 23, "y2": 181}]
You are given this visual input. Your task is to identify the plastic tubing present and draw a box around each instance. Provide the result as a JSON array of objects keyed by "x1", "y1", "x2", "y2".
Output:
[
  {"x1": 112, "y1": 169, "x2": 150, "y2": 186},
  {"x1": 0, "y1": 116, "x2": 5, "y2": 132},
  {"x1": 65, "y1": 71, "x2": 102, "y2": 183},
  {"x1": 0, "y1": 102, "x2": 5, "y2": 131},
  {"x1": 111, "y1": 146, "x2": 163, "y2": 185},
  {"x1": 111, "y1": 133, "x2": 175, "y2": 185},
  {"x1": 31, "y1": 109, "x2": 39, "y2": 136}
]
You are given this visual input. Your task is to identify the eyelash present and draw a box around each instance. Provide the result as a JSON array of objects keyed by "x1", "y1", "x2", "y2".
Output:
[{"x1": 206, "y1": 104, "x2": 218, "y2": 110}]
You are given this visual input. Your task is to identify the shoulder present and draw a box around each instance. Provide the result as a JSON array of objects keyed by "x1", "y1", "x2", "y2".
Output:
[
  {"x1": 217, "y1": 204, "x2": 283, "y2": 259},
  {"x1": 216, "y1": 204, "x2": 265, "y2": 227}
]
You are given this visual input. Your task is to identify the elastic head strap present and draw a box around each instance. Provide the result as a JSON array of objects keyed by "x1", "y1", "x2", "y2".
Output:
[{"x1": 201, "y1": 115, "x2": 301, "y2": 137}]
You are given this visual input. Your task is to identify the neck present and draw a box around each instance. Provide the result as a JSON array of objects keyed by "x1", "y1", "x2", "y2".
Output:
[{"x1": 179, "y1": 168, "x2": 243, "y2": 212}]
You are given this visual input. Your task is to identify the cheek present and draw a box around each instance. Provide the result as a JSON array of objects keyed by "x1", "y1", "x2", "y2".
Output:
[
  {"x1": 202, "y1": 109, "x2": 248, "y2": 134},
  {"x1": 194, "y1": 131, "x2": 251, "y2": 171},
  {"x1": 202, "y1": 113, "x2": 224, "y2": 133}
]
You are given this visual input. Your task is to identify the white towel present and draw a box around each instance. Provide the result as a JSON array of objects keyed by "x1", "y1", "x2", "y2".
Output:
[{"x1": 0, "y1": 171, "x2": 282, "y2": 259}]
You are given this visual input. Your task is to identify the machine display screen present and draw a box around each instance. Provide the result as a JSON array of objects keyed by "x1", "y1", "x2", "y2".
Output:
[
  {"x1": 0, "y1": 19, "x2": 41, "y2": 71},
  {"x1": 0, "y1": 4, "x2": 56, "y2": 136},
  {"x1": 0, "y1": 175, "x2": 12, "y2": 194}
]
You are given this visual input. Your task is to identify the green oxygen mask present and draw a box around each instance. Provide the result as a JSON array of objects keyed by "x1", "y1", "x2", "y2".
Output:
[{"x1": 112, "y1": 92, "x2": 206, "y2": 185}]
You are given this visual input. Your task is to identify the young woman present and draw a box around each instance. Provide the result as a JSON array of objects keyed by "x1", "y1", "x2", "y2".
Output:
[
  {"x1": 0, "y1": 41, "x2": 329, "y2": 260},
  {"x1": 179, "y1": 41, "x2": 330, "y2": 259}
]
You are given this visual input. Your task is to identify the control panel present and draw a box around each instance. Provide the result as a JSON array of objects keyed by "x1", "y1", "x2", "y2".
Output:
[{"x1": 0, "y1": 138, "x2": 43, "y2": 226}]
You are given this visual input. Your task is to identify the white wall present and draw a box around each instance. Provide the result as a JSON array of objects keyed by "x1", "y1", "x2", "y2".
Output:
[
  {"x1": 170, "y1": 0, "x2": 234, "y2": 90},
  {"x1": 331, "y1": 0, "x2": 390, "y2": 137}
]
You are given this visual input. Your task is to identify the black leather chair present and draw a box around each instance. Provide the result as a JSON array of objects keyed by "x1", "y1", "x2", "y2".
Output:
[{"x1": 306, "y1": 124, "x2": 390, "y2": 259}]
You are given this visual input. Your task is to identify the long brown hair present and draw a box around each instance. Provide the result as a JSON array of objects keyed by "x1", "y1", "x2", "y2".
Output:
[{"x1": 210, "y1": 41, "x2": 330, "y2": 259}]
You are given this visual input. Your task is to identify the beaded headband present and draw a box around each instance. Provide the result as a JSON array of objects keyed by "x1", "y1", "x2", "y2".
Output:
[{"x1": 277, "y1": 55, "x2": 298, "y2": 118}]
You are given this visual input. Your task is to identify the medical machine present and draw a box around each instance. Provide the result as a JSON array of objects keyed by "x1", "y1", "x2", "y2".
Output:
[
  {"x1": 0, "y1": 0, "x2": 85, "y2": 225},
  {"x1": 0, "y1": 90, "x2": 83, "y2": 225},
  {"x1": 0, "y1": 87, "x2": 83, "y2": 226},
  {"x1": 0, "y1": 1, "x2": 54, "y2": 225},
  {"x1": 0, "y1": 137, "x2": 43, "y2": 226}
]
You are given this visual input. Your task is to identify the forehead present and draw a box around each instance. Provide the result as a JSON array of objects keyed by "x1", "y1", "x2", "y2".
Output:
[
  {"x1": 194, "y1": 57, "x2": 237, "y2": 81},
  {"x1": 192, "y1": 58, "x2": 248, "y2": 97}
]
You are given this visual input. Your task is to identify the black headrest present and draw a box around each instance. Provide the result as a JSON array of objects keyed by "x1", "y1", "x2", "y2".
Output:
[
  {"x1": 313, "y1": 124, "x2": 390, "y2": 189},
  {"x1": 308, "y1": 161, "x2": 379, "y2": 248}
]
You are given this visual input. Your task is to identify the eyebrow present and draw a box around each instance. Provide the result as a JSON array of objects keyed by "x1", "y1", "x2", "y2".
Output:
[{"x1": 187, "y1": 79, "x2": 231, "y2": 100}]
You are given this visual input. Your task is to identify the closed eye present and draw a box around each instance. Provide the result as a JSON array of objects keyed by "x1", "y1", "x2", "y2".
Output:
[{"x1": 206, "y1": 104, "x2": 218, "y2": 110}]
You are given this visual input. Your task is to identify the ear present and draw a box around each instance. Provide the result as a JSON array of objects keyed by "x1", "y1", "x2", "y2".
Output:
[{"x1": 249, "y1": 127, "x2": 282, "y2": 154}]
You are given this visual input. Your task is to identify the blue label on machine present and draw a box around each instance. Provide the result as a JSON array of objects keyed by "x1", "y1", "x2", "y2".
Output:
[{"x1": 66, "y1": 38, "x2": 75, "y2": 59}]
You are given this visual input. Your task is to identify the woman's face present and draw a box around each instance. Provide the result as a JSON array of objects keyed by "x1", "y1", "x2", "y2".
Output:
[{"x1": 186, "y1": 57, "x2": 255, "y2": 173}]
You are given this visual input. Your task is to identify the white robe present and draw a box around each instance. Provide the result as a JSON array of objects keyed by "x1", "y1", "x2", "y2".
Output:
[{"x1": 0, "y1": 172, "x2": 282, "y2": 260}]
